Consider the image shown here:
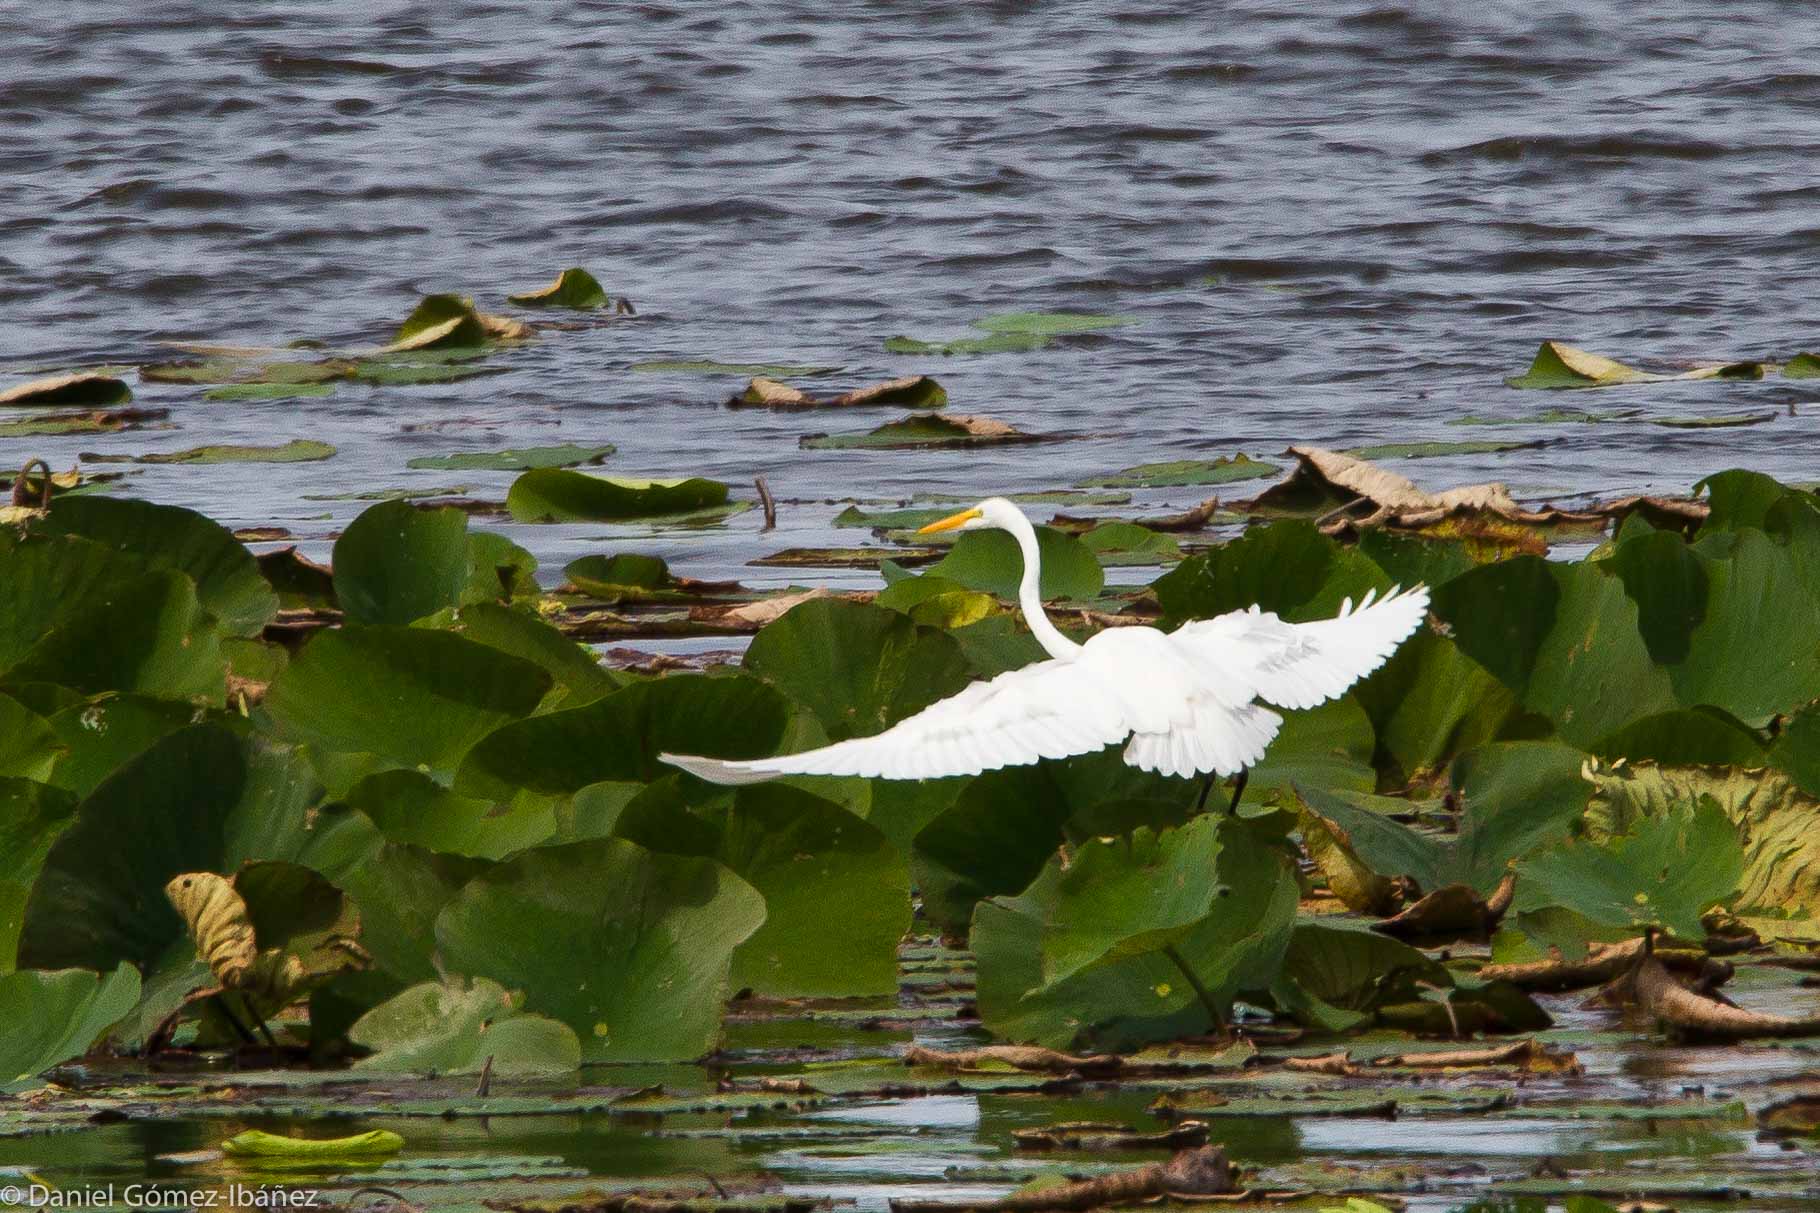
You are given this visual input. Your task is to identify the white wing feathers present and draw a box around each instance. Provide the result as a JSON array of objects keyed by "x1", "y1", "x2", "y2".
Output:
[
  {"x1": 1172, "y1": 584, "x2": 1430, "y2": 711},
  {"x1": 661, "y1": 585, "x2": 1429, "y2": 786},
  {"x1": 659, "y1": 657, "x2": 1131, "y2": 785}
]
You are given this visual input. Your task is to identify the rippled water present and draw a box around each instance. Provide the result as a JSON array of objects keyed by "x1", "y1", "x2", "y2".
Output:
[{"x1": 5, "y1": 3, "x2": 1820, "y2": 584}]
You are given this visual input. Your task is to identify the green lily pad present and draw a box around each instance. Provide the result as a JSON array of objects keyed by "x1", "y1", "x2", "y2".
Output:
[
  {"x1": 140, "y1": 355, "x2": 351, "y2": 387},
  {"x1": 350, "y1": 975, "x2": 581, "y2": 1074},
  {"x1": 387, "y1": 293, "x2": 521, "y2": 352},
  {"x1": 4, "y1": 568, "x2": 226, "y2": 702},
  {"x1": 1506, "y1": 341, "x2": 1766, "y2": 388},
  {"x1": 1650, "y1": 411, "x2": 1778, "y2": 428},
  {"x1": 508, "y1": 267, "x2": 610, "y2": 309},
  {"x1": 974, "y1": 816, "x2": 1298, "y2": 1051},
  {"x1": 1346, "y1": 440, "x2": 1539, "y2": 460},
  {"x1": 264, "y1": 625, "x2": 551, "y2": 779},
  {"x1": 201, "y1": 383, "x2": 337, "y2": 402},
  {"x1": 1517, "y1": 796, "x2": 1742, "y2": 945},
  {"x1": 222, "y1": 1128, "x2": 404, "y2": 1161},
  {"x1": 0, "y1": 964, "x2": 141, "y2": 1081},
  {"x1": 1079, "y1": 522, "x2": 1181, "y2": 564},
  {"x1": 0, "y1": 698, "x2": 59, "y2": 783},
  {"x1": 85, "y1": 439, "x2": 337, "y2": 465},
  {"x1": 1449, "y1": 407, "x2": 1637, "y2": 426},
  {"x1": 832, "y1": 505, "x2": 956, "y2": 531},
  {"x1": 506, "y1": 470, "x2": 729, "y2": 522},
  {"x1": 406, "y1": 444, "x2": 615, "y2": 471},
  {"x1": 0, "y1": 372, "x2": 132, "y2": 408},
  {"x1": 743, "y1": 598, "x2": 971, "y2": 742},
  {"x1": 447, "y1": 602, "x2": 618, "y2": 709},
  {"x1": 563, "y1": 553, "x2": 681, "y2": 603},
  {"x1": 922, "y1": 526, "x2": 1104, "y2": 601},
  {"x1": 1075, "y1": 455, "x2": 1279, "y2": 489},
  {"x1": 350, "y1": 357, "x2": 503, "y2": 386},
  {"x1": 37, "y1": 495, "x2": 278, "y2": 638},
  {"x1": 883, "y1": 333, "x2": 1051, "y2": 356},
  {"x1": 0, "y1": 407, "x2": 168, "y2": 437},
  {"x1": 1783, "y1": 352, "x2": 1820, "y2": 379},
  {"x1": 974, "y1": 311, "x2": 1137, "y2": 335},
  {"x1": 332, "y1": 499, "x2": 471, "y2": 625},
  {"x1": 632, "y1": 360, "x2": 839, "y2": 376},
  {"x1": 339, "y1": 769, "x2": 554, "y2": 860},
  {"x1": 435, "y1": 837, "x2": 766, "y2": 1061},
  {"x1": 801, "y1": 414, "x2": 1061, "y2": 450}
]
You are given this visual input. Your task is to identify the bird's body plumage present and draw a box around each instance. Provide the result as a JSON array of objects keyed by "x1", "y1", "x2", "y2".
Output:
[{"x1": 660, "y1": 499, "x2": 1428, "y2": 787}]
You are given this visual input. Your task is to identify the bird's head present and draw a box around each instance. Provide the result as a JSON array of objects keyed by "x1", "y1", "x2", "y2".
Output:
[{"x1": 917, "y1": 496, "x2": 1023, "y2": 536}]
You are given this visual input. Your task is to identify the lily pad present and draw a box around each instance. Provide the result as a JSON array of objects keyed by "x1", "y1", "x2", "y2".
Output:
[
  {"x1": 85, "y1": 439, "x2": 336, "y2": 465},
  {"x1": 1506, "y1": 341, "x2": 1766, "y2": 389},
  {"x1": 332, "y1": 499, "x2": 471, "y2": 625},
  {"x1": 1783, "y1": 352, "x2": 1820, "y2": 379},
  {"x1": 974, "y1": 311, "x2": 1137, "y2": 335},
  {"x1": 1075, "y1": 455, "x2": 1278, "y2": 489},
  {"x1": 435, "y1": 837, "x2": 766, "y2": 1061},
  {"x1": 222, "y1": 1128, "x2": 404, "y2": 1161},
  {"x1": 922, "y1": 526, "x2": 1104, "y2": 601},
  {"x1": 1449, "y1": 407, "x2": 1636, "y2": 426},
  {"x1": 1347, "y1": 440, "x2": 1539, "y2": 460},
  {"x1": 0, "y1": 407, "x2": 168, "y2": 437},
  {"x1": 801, "y1": 413, "x2": 1060, "y2": 450},
  {"x1": 508, "y1": 267, "x2": 610, "y2": 309},
  {"x1": 1651, "y1": 411, "x2": 1778, "y2": 429},
  {"x1": 201, "y1": 383, "x2": 337, "y2": 402},
  {"x1": 406, "y1": 443, "x2": 615, "y2": 471},
  {"x1": 506, "y1": 470, "x2": 729, "y2": 522},
  {"x1": 632, "y1": 360, "x2": 839, "y2": 376},
  {"x1": 140, "y1": 357, "x2": 351, "y2": 387},
  {"x1": 0, "y1": 963, "x2": 141, "y2": 1081},
  {"x1": 0, "y1": 372, "x2": 132, "y2": 408},
  {"x1": 563, "y1": 553, "x2": 681, "y2": 603},
  {"x1": 386, "y1": 293, "x2": 526, "y2": 352},
  {"x1": 264, "y1": 626, "x2": 552, "y2": 779},
  {"x1": 350, "y1": 975, "x2": 581, "y2": 1074},
  {"x1": 731, "y1": 375, "x2": 947, "y2": 410}
]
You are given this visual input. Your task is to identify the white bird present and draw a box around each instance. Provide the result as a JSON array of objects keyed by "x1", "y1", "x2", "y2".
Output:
[{"x1": 661, "y1": 497, "x2": 1428, "y2": 810}]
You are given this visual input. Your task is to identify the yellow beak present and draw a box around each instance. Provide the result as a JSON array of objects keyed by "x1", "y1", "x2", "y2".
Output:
[{"x1": 917, "y1": 507, "x2": 983, "y2": 535}]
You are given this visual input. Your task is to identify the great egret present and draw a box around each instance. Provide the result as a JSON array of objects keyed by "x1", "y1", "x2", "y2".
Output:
[{"x1": 661, "y1": 497, "x2": 1427, "y2": 808}]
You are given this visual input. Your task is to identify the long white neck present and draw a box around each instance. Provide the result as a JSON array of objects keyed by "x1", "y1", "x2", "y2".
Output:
[{"x1": 1003, "y1": 509, "x2": 1082, "y2": 661}]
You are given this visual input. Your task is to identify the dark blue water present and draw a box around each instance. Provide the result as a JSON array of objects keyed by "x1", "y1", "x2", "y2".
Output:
[{"x1": 5, "y1": 3, "x2": 1819, "y2": 583}]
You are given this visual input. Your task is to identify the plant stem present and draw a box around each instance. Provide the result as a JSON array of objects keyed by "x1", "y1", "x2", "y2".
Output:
[{"x1": 1161, "y1": 943, "x2": 1225, "y2": 1033}]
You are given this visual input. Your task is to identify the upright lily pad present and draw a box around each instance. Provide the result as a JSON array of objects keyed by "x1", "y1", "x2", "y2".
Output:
[
  {"x1": 562, "y1": 553, "x2": 682, "y2": 603},
  {"x1": 922, "y1": 526, "x2": 1104, "y2": 601},
  {"x1": 0, "y1": 372, "x2": 132, "y2": 408},
  {"x1": 350, "y1": 975, "x2": 581, "y2": 1074},
  {"x1": 37, "y1": 496, "x2": 277, "y2": 637},
  {"x1": 1155, "y1": 519, "x2": 1388, "y2": 624},
  {"x1": 447, "y1": 602, "x2": 618, "y2": 709},
  {"x1": 387, "y1": 294, "x2": 524, "y2": 351},
  {"x1": 332, "y1": 499, "x2": 471, "y2": 626},
  {"x1": 1516, "y1": 797, "x2": 1742, "y2": 945},
  {"x1": 339, "y1": 769, "x2": 554, "y2": 860},
  {"x1": 743, "y1": 599, "x2": 971, "y2": 742},
  {"x1": 974, "y1": 816, "x2": 1298, "y2": 1050},
  {"x1": 508, "y1": 267, "x2": 610, "y2": 309},
  {"x1": 5, "y1": 569, "x2": 226, "y2": 702},
  {"x1": 506, "y1": 470, "x2": 729, "y2": 522},
  {"x1": 435, "y1": 838, "x2": 766, "y2": 1061},
  {"x1": 407, "y1": 444, "x2": 615, "y2": 471},
  {"x1": 0, "y1": 698, "x2": 60, "y2": 783},
  {"x1": 0, "y1": 963, "x2": 141, "y2": 1081},
  {"x1": 264, "y1": 626, "x2": 552, "y2": 778},
  {"x1": 1506, "y1": 341, "x2": 1765, "y2": 389},
  {"x1": 1076, "y1": 456, "x2": 1278, "y2": 489}
]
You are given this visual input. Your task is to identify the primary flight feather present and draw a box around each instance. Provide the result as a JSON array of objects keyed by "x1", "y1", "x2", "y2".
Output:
[{"x1": 661, "y1": 497, "x2": 1427, "y2": 788}]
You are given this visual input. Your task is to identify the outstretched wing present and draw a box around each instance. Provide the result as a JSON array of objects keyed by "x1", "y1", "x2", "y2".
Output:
[
  {"x1": 1170, "y1": 585, "x2": 1430, "y2": 711},
  {"x1": 661, "y1": 656, "x2": 1133, "y2": 785}
]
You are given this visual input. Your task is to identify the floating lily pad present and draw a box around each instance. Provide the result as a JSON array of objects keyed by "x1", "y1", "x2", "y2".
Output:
[
  {"x1": 730, "y1": 375, "x2": 947, "y2": 410},
  {"x1": 407, "y1": 443, "x2": 616, "y2": 471},
  {"x1": 563, "y1": 553, "x2": 682, "y2": 603},
  {"x1": 201, "y1": 383, "x2": 337, "y2": 402},
  {"x1": 1347, "y1": 440, "x2": 1540, "y2": 460},
  {"x1": 974, "y1": 312, "x2": 1138, "y2": 335},
  {"x1": 506, "y1": 470, "x2": 729, "y2": 522},
  {"x1": 0, "y1": 407, "x2": 169, "y2": 437},
  {"x1": 350, "y1": 356, "x2": 503, "y2": 386},
  {"x1": 508, "y1": 267, "x2": 609, "y2": 309},
  {"x1": 1449, "y1": 407, "x2": 1636, "y2": 426},
  {"x1": 140, "y1": 357, "x2": 351, "y2": 387},
  {"x1": 1783, "y1": 353, "x2": 1820, "y2": 379},
  {"x1": 832, "y1": 505, "x2": 957, "y2": 530},
  {"x1": 632, "y1": 360, "x2": 839, "y2": 376},
  {"x1": 1507, "y1": 341, "x2": 1766, "y2": 388},
  {"x1": 802, "y1": 414, "x2": 1060, "y2": 450},
  {"x1": 884, "y1": 333, "x2": 1050, "y2": 356},
  {"x1": 748, "y1": 546, "x2": 940, "y2": 569},
  {"x1": 0, "y1": 372, "x2": 132, "y2": 408},
  {"x1": 1079, "y1": 522, "x2": 1181, "y2": 564},
  {"x1": 1651, "y1": 411, "x2": 1778, "y2": 429},
  {"x1": 84, "y1": 439, "x2": 337, "y2": 465},
  {"x1": 1076, "y1": 456, "x2": 1278, "y2": 488}
]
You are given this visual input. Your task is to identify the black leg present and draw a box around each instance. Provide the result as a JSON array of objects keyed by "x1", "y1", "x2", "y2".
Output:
[
  {"x1": 1194, "y1": 772, "x2": 1216, "y2": 813},
  {"x1": 1226, "y1": 768, "x2": 1249, "y2": 816}
]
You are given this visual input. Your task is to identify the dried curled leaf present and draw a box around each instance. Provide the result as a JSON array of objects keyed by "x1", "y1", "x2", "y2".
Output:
[{"x1": 164, "y1": 872, "x2": 257, "y2": 989}]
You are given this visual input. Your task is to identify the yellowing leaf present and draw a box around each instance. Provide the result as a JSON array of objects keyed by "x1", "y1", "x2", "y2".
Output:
[
  {"x1": 1507, "y1": 341, "x2": 1767, "y2": 389},
  {"x1": 164, "y1": 872, "x2": 257, "y2": 988}
]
